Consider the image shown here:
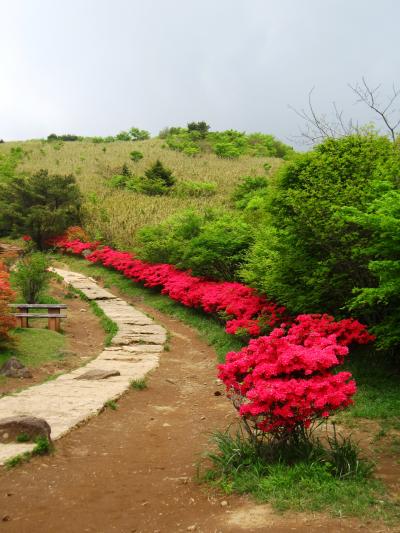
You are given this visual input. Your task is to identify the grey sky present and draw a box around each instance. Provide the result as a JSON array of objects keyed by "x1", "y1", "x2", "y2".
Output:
[{"x1": 2, "y1": 0, "x2": 400, "y2": 146}]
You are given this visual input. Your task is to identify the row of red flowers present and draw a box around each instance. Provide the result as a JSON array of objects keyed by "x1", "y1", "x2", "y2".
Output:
[{"x1": 52, "y1": 233, "x2": 375, "y2": 433}]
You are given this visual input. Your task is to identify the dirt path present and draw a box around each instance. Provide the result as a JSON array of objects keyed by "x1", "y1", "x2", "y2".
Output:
[{"x1": 0, "y1": 293, "x2": 389, "y2": 532}]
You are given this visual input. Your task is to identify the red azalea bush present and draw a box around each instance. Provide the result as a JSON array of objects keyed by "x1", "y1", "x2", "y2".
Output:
[
  {"x1": 0, "y1": 262, "x2": 16, "y2": 346},
  {"x1": 218, "y1": 314, "x2": 374, "y2": 435},
  {"x1": 53, "y1": 238, "x2": 287, "y2": 336}
]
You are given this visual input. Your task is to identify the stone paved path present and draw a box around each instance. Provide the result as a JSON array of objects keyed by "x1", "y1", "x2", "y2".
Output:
[{"x1": 0, "y1": 268, "x2": 166, "y2": 464}]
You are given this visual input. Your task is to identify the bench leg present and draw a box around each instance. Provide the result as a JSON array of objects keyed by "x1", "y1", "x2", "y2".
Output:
[
  {"x1": 48, "y1": 317, "x2": 57, "y2": 332},
  {"x1": 16, "y1": 307, "x2": 29, "y2": 328}
]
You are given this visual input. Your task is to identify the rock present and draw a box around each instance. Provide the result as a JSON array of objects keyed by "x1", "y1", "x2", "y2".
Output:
[
  {"x1": 0, "y1": 357, "x2": 32, "y2": 379},
  {"x1": 75, "y1": 369, "x2": 121, "y2": 380},
  {"x1": 0, "y1": 416, "x2": 51, "y2": 443},
  {"x1": 82, "y1": 249, "x2": 92, "y2": 258}
]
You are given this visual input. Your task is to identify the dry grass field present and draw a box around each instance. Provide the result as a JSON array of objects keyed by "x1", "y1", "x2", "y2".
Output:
[{"x1": 0, "y1": 139, "x2": 282, "y2": 250}]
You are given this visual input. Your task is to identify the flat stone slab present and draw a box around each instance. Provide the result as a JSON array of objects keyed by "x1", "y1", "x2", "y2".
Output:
[
  {"x1": 75, "y1": 369, "x2": 121, "y2": 380},
  {"x1": 0, "y1": 267, "x2": 166, "y2": 465}
]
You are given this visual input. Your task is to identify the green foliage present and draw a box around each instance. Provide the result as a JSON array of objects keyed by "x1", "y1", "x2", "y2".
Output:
[
  {"x1": 139, "y1": 159, "x2": 175, "y2": 195},
  {"x1": 162, "y1": 126, "x2": 293, "y2": 159},
  {"x1": 343, "y1": 187, "x2": 400, "y2": 352},
  {"x1": 231, "y1": 175, "x2": 269, "y2": 209},
  {"x1": 187, "y1": 121, "x2": 210, "y2": 138},
  {"x1": 47, "y1": 133, "x2": 80, "y2": 142},
  {"x1": 241, "y1": 134, "x2": 400, "y2": 314},
  {"x1": 137, "y1": 210, "x2": 252, "y2": 280},
  {"x1": 129, "y1": 150, "x2": 143, "y2": 162},
  {"x1": 0, "y1": 146, "x2": 24, "y2": 182},
  {"x1": 105, "y1": 399, "x2": 117, "y2": 410},
  {"x1": 14, "y1": 252, "x2": 49, "y2": 303},
  {"x1": 0, "y1": 169, "x2": 81, "y2": 249},
  {"x1": 173, "y1": 180, "x2": 217, "y2": 198},
  {"x1": 115, "y1": 130, "x2": 131, "y2": 141},
  {"x1": 213, "y1": 142, "x2": 241, "y2": 159},
  {"x1": 129, "y1": 127, "x2": 150, "y2": 141}
]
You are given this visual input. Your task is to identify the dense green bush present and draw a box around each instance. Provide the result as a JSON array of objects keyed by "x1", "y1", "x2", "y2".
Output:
[
  {"x1": 187, "y1": 121, "x2": 210, "y2": 138},
  {"x1": 14, "y1": 252, "x2": 49, "y2": 303},
  {"x1": 129, "y1": 127, "x2": 150, "y2": 141},
  {"x1": 140, "y1": 160, "x2": 175, "y2": 195},
  {"x1": 343, "y1": 185, "x2": 400, "y2": 352},
  {"x1": 231, "y1": 175, "x2": 269, "y2": 209},
  {"x1": 173, "y1": 180, "x2": 217, "y2": 197},
  {"x1": 0, "y1": 169, "x2": 81, "y2": 249},
  {"x1": 241, "y1": 134, "x2": 400, "y2": 315},
  {"x1": 137, "y1": 210, "x2": 252, "y2": 280},
  {"x1": 47, "y1": 133, "x2": 80, "y2": 142},
  {"x1": 161, "y1": 126, "x2": 293, "y2": 159},
  {"x1": 129, "y1": 150, "x2": 143, "y2": 162}
]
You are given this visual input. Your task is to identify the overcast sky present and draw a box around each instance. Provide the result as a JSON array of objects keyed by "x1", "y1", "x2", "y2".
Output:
[{"x1": 1, "y1": 0, "x2": 400, "y2": 146}]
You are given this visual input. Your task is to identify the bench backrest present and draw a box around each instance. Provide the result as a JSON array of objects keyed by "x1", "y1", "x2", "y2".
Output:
[{"x1": 8, "y1": 304, "x2": 67, "y2": 309}]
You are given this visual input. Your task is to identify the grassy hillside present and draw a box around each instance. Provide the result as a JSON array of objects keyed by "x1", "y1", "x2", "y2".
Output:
[{"x1": 0, "y1": 139, "x2": 283, "y2": 249}]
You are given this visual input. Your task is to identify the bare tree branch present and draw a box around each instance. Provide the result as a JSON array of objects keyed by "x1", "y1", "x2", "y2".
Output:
[{"x1": 349, "y1": 77, "x2": 400, "y2": 142}]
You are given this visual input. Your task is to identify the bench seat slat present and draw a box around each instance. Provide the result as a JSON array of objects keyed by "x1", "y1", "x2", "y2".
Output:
[
  {"x1": 13, "y1": 313, "x2": 67, "y2": 318},
  {"x1": 9, "y1": 304, "x2": 67, "y2": 309}
]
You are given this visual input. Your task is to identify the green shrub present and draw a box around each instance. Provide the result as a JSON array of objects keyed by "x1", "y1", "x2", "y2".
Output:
[
  {"x1": 137, "y1": 160, "x2": 175, "y2": 195},
  {"x1": 241, "y1": 134, "x2": 400, "y2": 314},
  {"x1": 174, "y1": 180, "x2": 217, "y2": 197},
  {"x1": 213, "y1": 142, "x2": 241, "y2": 159},
  {"x1": 115, "y1": 131, "x2": 130, "y2": 141},
  {"x1": 231, "y1": 175, "x2": 269, "y2": 209},
  {"x1": 187, "y1": 121, "x2": 210, "y2": 138},
  {"x1": 129, "y1": 150, "x2": 143, "y2": 162},
  {"x1": 137, "y1": 210, "x2": 252, "y2": 281},
  {"x1": 343, "y1": 186, "x2": 400, "y2": 353},
  {"x1": 14, "y1": 252, "x2": 49, "y2": 303},
  {"x1": 129, "y1": 127, "x2": 150, "y2": 141}
]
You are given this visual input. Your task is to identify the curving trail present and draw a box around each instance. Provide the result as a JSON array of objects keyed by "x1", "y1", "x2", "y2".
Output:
[{"x1": 0, "y1": 270, "x2": 380, "y2": 532}]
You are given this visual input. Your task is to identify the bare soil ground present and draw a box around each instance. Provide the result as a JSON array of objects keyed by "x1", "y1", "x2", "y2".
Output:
[
  {"x1": 0, "y1": 281, "x2": 105, "y2": 396},
  {"x1": 0, "y1": 293, "x2": 395, "y2": 533}
]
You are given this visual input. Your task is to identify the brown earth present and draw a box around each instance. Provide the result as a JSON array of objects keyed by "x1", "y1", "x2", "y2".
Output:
[
  {"x1": 0, "y1": 280, "x2": 105, "y2": 396},
  {"x1": 0, "y1": 291, "x2": 396, "y2": 533}
]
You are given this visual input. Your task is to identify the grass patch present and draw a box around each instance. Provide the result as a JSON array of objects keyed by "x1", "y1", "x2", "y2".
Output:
[
  {"x1": 104, "y1": 399, "x2": 117, "y2": 410},
  {"x1": 201, "y1": 429, "x2": 398, "y2": 522},
  {"x1": 4, "y1": 436, "x2": 53, "y2": 469},
  {"x1": 130, "y1": 377, "x2": 147, "y2": 390},
  {"x1": 338, "y1": 347, "x2": 400, "y2": 431},
  {"x1": 0, "y1": 328, "x2": 65, "y2": 369},
  {"x1": 52, "y1": 253, "x2": 244, "y2": 361}
]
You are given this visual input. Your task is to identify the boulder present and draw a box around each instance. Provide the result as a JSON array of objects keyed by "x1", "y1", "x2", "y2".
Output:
[
  {"x1": 0, "y1": 416, "x2": 51, "y2": 443},
  {"x1": 75, "y1": 369, "x2": 121, "y2": 380},
  {"x1": 0, "y1": 357, "x2": 32, "y2": 378}
]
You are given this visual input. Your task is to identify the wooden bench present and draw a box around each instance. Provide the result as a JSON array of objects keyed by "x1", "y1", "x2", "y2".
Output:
[{"x1": 8, "y1": 304, "x2": 67, "y2": 332}]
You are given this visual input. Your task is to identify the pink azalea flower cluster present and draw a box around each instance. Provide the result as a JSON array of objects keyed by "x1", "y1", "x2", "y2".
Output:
[
  {"x1": 218, "y1": 315, "x2": 374, "y2": 432},
  {"x1": 53, "y1": 238, "x2": 286, "y2": 335}
]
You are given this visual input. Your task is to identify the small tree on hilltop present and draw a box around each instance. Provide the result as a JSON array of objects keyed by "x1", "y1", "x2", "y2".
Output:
[
  {"x1": 129, "y1": 127, "x2": 150, "y2": 141},
  {"x1": 0, "y1": 169, "x2": 82, "y2": 250},
  {"x1": 187, "y1": 121, "x2": 210, "y2": 138}
]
